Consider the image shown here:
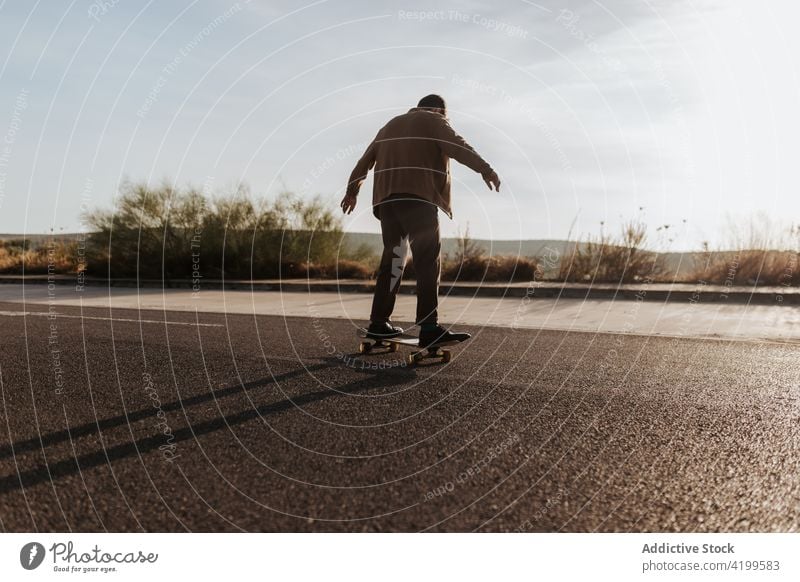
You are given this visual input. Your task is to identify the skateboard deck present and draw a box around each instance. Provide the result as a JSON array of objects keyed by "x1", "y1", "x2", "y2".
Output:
[{"x1": 356, "y1": 328, "x2": 465, "y2": 365}]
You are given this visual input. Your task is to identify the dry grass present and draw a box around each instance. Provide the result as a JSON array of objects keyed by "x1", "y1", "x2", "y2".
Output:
[
  {"x1": 287, "y1": 259, "x2": 374, "y2": 279},
  {"x1": 690, "y1": 219, "x2": 800, "y2": 286},
  {"x1": 445, "y1": 226, "x2": 539, "y2": 282},
  {"x1": 401, "y1": 227, "x2": 540, "y2": 282},
  {"x1": 5, "y1": 197, "x2": 799, "y2": 289},
  {"x1": 441, "y1": 254, "x2": 539, "y2": 282},
  {"x1": 558, "y1": 220, "x2": 666, "y2": 283},
  {"x1": 691, "y1": 249, "x2": 798, "y2": 286},
  {"x1": 692, "y1": 220, "x2": 800, "y2": 287},
  {"x1": 0, "y1": 239, "x2": 77, "y2": 274}
]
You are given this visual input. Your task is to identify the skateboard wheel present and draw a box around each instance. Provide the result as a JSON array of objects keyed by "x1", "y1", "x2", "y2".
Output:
[
  {"x1": 441, "y1": 350, "x2": 451, "y2": 363},
  {"x1": 406, "y1": 354, "x2": 415, "y2": 366},
  {"x1": 359, "y1": 341, "x2": 371, "y2": 354},
  {"x1": 389, "y1": 342, "x2": 398, "y2": 353}
]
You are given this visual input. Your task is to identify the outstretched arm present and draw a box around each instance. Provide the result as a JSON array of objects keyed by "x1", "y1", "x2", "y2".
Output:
[
  {"x1": 341, "y1": 140, "x2": 377, "y2": 214},
  {"x1": 433, "y1": 116, "x2": 500, "y2": 192}
]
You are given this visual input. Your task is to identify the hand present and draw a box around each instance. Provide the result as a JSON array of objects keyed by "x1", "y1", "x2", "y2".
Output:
[
  {"x1": 340, "y1": 193, "x2": 357, "y2": 214},
  {"x1": 483, "y1": 170, "x2": 501, "y2": 192}
]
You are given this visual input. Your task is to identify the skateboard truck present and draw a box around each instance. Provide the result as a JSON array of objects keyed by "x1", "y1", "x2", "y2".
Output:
[
  {"x1": 357, "y1": 329, "x2": 456, "y2": 365},
  {"x1": 357, "y1": 338, "x2": 399, "y2": 354},
  {"x1": 406, "y1": 346, "x2": 452, "y2": 365}
]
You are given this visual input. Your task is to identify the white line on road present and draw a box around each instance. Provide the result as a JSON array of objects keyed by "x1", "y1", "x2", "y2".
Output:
[{"x1": 0, "y1": 310, "x2": 223, "y2": 327}]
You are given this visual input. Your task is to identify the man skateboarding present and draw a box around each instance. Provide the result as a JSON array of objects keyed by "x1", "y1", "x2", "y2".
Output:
[{"x1": 341, "y1": 94, "x2": 501, "y2": 347}]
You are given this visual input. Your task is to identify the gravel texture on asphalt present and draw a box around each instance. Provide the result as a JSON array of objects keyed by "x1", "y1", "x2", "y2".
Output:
[{"x1": 0, "y1": 301, "x2": 797, "y2": 532}]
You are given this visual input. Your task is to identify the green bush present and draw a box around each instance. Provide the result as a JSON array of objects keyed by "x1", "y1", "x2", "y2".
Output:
[{"x1": 85, "y1": 181, "x2": 349, "y2": 280}]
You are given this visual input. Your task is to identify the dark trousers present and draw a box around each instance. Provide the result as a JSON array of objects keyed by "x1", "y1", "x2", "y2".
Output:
[{"x1": 370, "y1": 196, "x2": 440, "y2": 326}]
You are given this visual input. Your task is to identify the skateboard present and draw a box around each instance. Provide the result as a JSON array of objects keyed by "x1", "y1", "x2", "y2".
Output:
[{"x1": 356, "y1": 328, "x2": 465, "y2": 365}]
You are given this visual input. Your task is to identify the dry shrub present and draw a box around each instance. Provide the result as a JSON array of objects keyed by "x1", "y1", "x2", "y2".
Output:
[
  {"x1": 86, "y1": 181, "x2": 351, "y2": 279},
  {"x1": 290, "y1": 259, "x2": 374, "y2": 280},
  {"x1": 442, "y1": 254, "x2": 539, "y2": 282},
  {"x1": 0, "y1": 239, "x2": 77, "y2": 274},
  {"x1": 401, "y1": 227, "x2": 540, "y2": 282},
  {"x1": 690, "y1": 218, "x2": 800, "y2": 286},
  {"x1": 692, "y1": 247, "x2": 799, "y2": 286},
  {"x1": 0, "y1": 245, "x2": 19, "y2": 272},
  {"x1": 558, "y1": 220, "x2": 665, "y2": 283}
]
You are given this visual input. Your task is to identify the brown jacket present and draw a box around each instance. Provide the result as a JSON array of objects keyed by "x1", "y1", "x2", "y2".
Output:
[{"x1": 346, "y1": 108, "x2": 493, "y2": 218}]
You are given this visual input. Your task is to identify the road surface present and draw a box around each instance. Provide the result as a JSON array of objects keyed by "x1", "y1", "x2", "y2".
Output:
[
  {"x1": 0, "y1": 297, "x2": 798, "y2": 532},
  {"x1": 1, "y1": 283, "x2": 799, "y2": 342}
]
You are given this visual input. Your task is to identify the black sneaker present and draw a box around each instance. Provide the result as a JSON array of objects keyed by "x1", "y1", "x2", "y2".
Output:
[
  {"x1": 419, "y1": 325, "x2": 471, "y2": 347},
  {"x1": 367, "y1": 321, "x2": 404, "y2": 339}
]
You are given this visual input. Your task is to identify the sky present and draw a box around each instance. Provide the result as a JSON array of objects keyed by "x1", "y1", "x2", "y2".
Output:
[{"x1": 0, "y1": 0, "x2": 799, "y2": 250}]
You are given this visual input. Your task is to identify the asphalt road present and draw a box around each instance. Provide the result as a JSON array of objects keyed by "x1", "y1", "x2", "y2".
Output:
[{"x1": 0, "y1": 300, "x2": 798, "y2": 532}]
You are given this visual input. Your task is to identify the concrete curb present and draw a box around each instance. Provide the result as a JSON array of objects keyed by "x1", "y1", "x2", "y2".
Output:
[{"x1": 1, "y1": 275, "x2": 796, "y2": 305}]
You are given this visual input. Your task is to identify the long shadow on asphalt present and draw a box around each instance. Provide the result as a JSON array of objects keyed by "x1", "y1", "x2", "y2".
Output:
[
  {"x1": 0, "y1": 356, "x2": 417, "y2": 495},
  {"x1": 0, "y1": 361, "x2": 333, "y2": 461}
]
